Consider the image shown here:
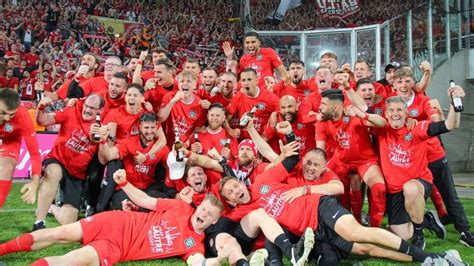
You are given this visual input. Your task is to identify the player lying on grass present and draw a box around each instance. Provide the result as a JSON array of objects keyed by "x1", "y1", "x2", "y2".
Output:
[{"x1": 0, "y1": 169, "x2": 227, "y2": 266}]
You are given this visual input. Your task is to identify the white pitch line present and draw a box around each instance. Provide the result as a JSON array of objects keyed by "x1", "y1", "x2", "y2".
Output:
[{"x1": 0, "y1": 208, "x2": 36, "y2": 213}]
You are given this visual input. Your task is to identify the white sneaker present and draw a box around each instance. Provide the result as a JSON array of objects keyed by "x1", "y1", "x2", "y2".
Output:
[{"x1": 249, "y1": 248, "x2": 268, "y2": 266}]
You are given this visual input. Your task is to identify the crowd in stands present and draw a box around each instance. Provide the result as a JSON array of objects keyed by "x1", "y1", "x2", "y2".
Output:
[{"x1": 251, "y1": 0, "x2": 426, "y2": 31}]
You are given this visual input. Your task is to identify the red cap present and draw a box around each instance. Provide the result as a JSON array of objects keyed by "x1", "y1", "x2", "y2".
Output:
[{"x1": 238, "y1": 139, "x2": 257, "y2": 156}]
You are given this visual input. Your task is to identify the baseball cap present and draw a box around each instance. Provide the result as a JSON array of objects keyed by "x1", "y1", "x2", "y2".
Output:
[
  {"x1": 384, "y1": 61, "x2": 401, "y2": 72},
  {"x1": 238, "y1": 139, "x2": 257, "y2": 156},
  {"x1": 167, "y1": 151, "x2": 186, "y2": 180}
]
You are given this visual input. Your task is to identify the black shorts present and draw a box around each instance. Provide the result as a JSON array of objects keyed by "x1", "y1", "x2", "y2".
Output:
[
  {"x1": 204, "y1": 217, "x2": 256, "y2": 257},
  {"x1": 386, "y1": 178, "x2": 432, "y2": 225},
  {"x1": 42, "y1": 158, "x2": 85, "y2": 210},
  {"x1": 314, "y1": 196, "x2": 353, "y2": 256}
]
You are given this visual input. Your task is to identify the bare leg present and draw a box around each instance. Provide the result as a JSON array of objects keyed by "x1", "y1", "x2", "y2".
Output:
[
  {"x1": 214, "y1": 233, "x2": 246, "y2": 264},
  {"x1": 351, "y1": 243, "x2": 411, "y2": 262},
  {"x1": 31, "y1": 221, "x2": 83, "y2": 250},
  {"x1": 37, "y1": 164, "x2": 62, "y2": 222},
  {"x1": 0, "y1": 156, "x2": 16, "y2": 207},
  {"x1": 54, "y1": 204, "x2": 79, "y2": 225},
  {"x1": 403, "y1": 180, "x2": 426, "y2": 225},
  {"x1": 43, "y1": 245, "x2": 99, "y2": 266},
  {"x1": 240, "y1": 208, "x2": 286, "y2": 242}
]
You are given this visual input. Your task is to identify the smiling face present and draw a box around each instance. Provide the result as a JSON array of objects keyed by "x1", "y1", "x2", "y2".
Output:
[
  {"x1": 186, "y1": 166, "x2": 208, "y2": 193},
  {"x1": 385, "y1": 100, "x2": 407, "y2": 129},
  {"x1": 315, "y1": 68, "x2": 333, "y2": 92},
  {"x1": 184, "y1": 62, "x2": 201, "y2": 75},
  {"x1": 237, "y1": 144, "x2": 255, "y2": 167},
  {"x1": 81, "y1": 96, "x2": 102, "y2": 121},
  {"x1": 108, "y1": 77, "x2": 127, "y2": 100},
  {"x1": 354, "y1": 62, "x2": 372, "y2": 82},
  {"x1": 81, "y1": 54, "x2": 98, "y2": 72},
  {"x1": 202, "y1": 69, "x2": 217, "y2": 90},
  {"x1": 289, "y1": 63, "x2": 305, "y2": 84},
  {"x1": 279, "y1": 96, "x2": 297, "y2": 122},
  {"x1": 244, "y1": 36, "x2": 261, "y2": 56},
  {"x1": 125, "y1": 87, "x2": 144, "y2": 113},
  {"x1": 356, "y1": 82, "x2": 375, "y2": 107},
  {"x1": 302, "y1": 151, "x2": 327, "y2": 181},
  {"x1": 207, "y1": 106, "x2": 226, "y2": 130},
  {"x1": 190, "y1": 199, "x2": 221, "y2": 232},
  {"x1": 319, "y1": 97, "x2": 339, "y2": 122},
  {"x1": 240, "y1": 71, "x2": 258, "y2": 96},
  {"x1": 153, "y1": 64, "x2": 173, "y2": 85},
  {"x1": 221, "y1": 179, "x2": 251, "y2": 205},
  {"x1": 139, "y1": 121, "x2": 157, "y2": 144},
  {"x1": 393, "y1": 76, "x2": 414, "y2": 100},
  {"x1": 177, "y1": 73, "x2": 197, "y2": 98}
]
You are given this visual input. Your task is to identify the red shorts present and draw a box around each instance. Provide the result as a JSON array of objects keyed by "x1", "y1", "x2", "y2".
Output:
[
  {"x1": 0, "y1": 141, "x2": 20, "y2": 161},
  {"x1": 328, "y1": 157, "x2": 379, "y2": 180},
  {"x1": 80, "y1": 211, "x2": 126, "y2": 265}
]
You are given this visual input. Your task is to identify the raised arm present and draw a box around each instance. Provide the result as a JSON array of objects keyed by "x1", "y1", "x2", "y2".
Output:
[
  {"x1": 36, "y1": 97, "x2": 57, "y2": 126},
  {"x1": 113, "y1": 169, "x2": 157, "y2": 210}
]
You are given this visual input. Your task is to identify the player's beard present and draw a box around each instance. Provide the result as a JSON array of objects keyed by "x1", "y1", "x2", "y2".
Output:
[{"x1": 283, "y1": 111, "x2": 297, "y2": 123}]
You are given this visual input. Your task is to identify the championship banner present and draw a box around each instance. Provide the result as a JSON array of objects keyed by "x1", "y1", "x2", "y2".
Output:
[
  {"x1": 13, "y1": 133, "x2": 57, "y2": 178},
  {"x1": 316, "y1": 0, "x2": 360, "y2": 19}
]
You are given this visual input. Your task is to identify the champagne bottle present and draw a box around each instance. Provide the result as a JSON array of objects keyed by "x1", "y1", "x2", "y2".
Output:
[
  {"x1": 194, "y1": 133, "x2": 202, "y2": 154},
  {"x1": 239, "y1": 106, "x2": 258, "y2": 127},
  {"x1": 93, "y1": 113, "x2": 101, "y2": 142},
  {"x1": 450, "y1": 80, "x2": 463, "y2": 112},
  {"x1": 174, "y1": 129, "x2": 184, "y2": 162}
]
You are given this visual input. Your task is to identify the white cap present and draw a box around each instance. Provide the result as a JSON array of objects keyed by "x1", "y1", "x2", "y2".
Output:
[{"x1": 167, "y1": 151, "x2": 186, "y2": 180}]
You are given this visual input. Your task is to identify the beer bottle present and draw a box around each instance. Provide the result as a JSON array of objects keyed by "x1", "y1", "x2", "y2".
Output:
[
  {"x1": 174, "y1": 129, "x2": 184, "y2": 161},
  {"x1": 450, "y1": 80, "x2": 463, "y2": 112},
  {"x1": 194, "y1": 133, "x2": 202, "y2": 154},
  {"x1": 93, "y1": 114, "x2": 101, "y2": 142},
  {"x1": 239, "y1": 106, "x2": 258, "y2": 127},
  {"x1": 224, "y1": 138, "x2": 231, "y2": 148}
]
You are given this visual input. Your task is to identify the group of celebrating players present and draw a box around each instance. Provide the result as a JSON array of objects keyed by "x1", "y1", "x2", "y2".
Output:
[{"x1": 0, "y1": 31, "x2": 472, "y2": 265}]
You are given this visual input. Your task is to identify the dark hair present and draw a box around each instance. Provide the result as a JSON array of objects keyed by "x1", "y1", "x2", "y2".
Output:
[
  {"x1": 208, "y1": 102, "x2": 226, "y2": 113},
  {"x1": 356, "y1": 78, "x2": 374, "y2": 89},
  {"x1": 0, "y1": 89, "x2": 20, "y2": 110},
  {"x1": 154, "y1": 58, "x2": 176, "y2": 71},
  {"x1": 151, "y1": 47, "x2": 168, "y2": 55},
  {"x1": 127, "y1": 83, "x2": 145, "y2": 95},
  {"x1": 289, "y1": 59, "x2": 305, "y2": 68},
  {"x1": 355, "y1": 59, "x2": 370, "y2": 68},
  {"x1": 112, "y1": 72, "x2": 128, "y2": 84},
  {"x1": 241, "y1": 68, "x2": 257, "y2": 77},
  {"x1": 203, "y1": 67, "x2": 217, "y2": 75},
  {"x1": 244, "y1": 31, "x2": 260, "y2": 41},
  {"x1": 320, "y1": 89, "x2": 344, "y2": 102},
  {"x1": 84, "y1": 52, "x2": 100, "y2": 70},
  {"x1": 139, "y1": 112, "x2": 157, "y2": 123},
  {"x1": 315, "y1": 65, "x2": 332, "y2": 74}
]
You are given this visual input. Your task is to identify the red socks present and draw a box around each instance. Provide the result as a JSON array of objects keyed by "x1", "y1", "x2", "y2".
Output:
[
  {"x1": 369, "y1": 183, "x2": 386, "y2": 227},
  {"x1": 31, "y1": 258, "x2": 49, "y2": 266},
  {"x1": 0, "y1": 180, "x2": 12, "y2": 208},
  {"x1": 430, "y1": 186, "x2": 448, "y2": 218},
  {"x1": 350, "y1": 190, "x2": 363, "y2": 222},
  {"x1": 0, "y1": 233, "x2": 33, "y2": 256}
]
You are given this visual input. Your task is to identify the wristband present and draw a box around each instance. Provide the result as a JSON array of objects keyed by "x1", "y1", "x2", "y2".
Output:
[
  {"x1": 100, "y1": 139, "x2": 107, "y2": 144},
  {"x1": 362, "y1": 113, "x2": 369, "y2": 121},
  {"x1": 145, "y1": 153, "x2": 150, "y2": 160},
  {"x1": 38, "y1": 104, "x2": 45, "y2": 111},
  {"x1": 118, "y1": 180, "x2": 128, "y2": 188},
  {"x1": 137, "y1": 60, "x2": 143, "y2": 65},
  {"x1": 185, "y1": 150, "x2": 192, "y2": 158}
]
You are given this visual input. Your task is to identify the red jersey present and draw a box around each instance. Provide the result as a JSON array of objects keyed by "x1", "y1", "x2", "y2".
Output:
[
  {"x1": 0, "y1": 105, "x2": 42, "y2": 176},
  {"x1": 374, "y1": 122, "x2": 434, "y2": 193},
  {"x1": 99, "y1": 91, "x2": 125, "y2": 114},
  {"x1": 46, "y1": 102, "x2": 98, "y2": 179},
  {"x1": 287, "y1": 163, "x2": 340, "y2": 187},
  {"x1": 298, "y1": 91, "x2": 321, "y2": 123},
  {"x1": 0, "y1": 77, "x2": 19, "y2": 89},
  {"x1": 82, "y1": 200, "x2": 205, "y2": 262},
  {"x1": 160, "y1": 93, "x2": 206, "y2": 145},
  {"x1": 403, "y1": 93, "x2": 446, "y2": 162},
  {"x1": 24, "y1": 52, "x2": 39, "y2": 67},
  {"x1": 239, "y1": 48, "x2": 283, "y2": 89},
  {"x1": 19, "y1": 78, "x2": 36, "y2": 101},
  {"x1": 145, "y1": 80, "x2": 179, "y2": 112},
  {"x1": 117, "y1": 135, "x2": 169, "y2": 189},
  {"x1": 80, "y1": 76, "x2": 109, "y2": 96},
  {"x1": 316, "y1": 116, "x2": 377, "y2": 162},
  {"x1": 103, "y1": 106, "x2": 144, "y2": 141},
  {"x1": 273, "y1": 80, "x2": 317, "y2": 107},
  {"x1": 227, "y1": 160, "x2": 268, "y2": 187},
  {"x1": 263, "y1": 112, "x2": 315, "y2": 156},
  {"x1": 227, "y1": 88, "x2": 279, "y2": 139},
  {"x1": 190, "y1": 128, "x2": 238, "y2": 156},
  {"x1": 141, "y1": 69, "x2": 155, "y2": 83},
  {"x1": 226, "y1": 163, "x2": 322, "y2": 236},
  {"x1": 55, "y1": 77, "x2": 91, "y2": 99}
]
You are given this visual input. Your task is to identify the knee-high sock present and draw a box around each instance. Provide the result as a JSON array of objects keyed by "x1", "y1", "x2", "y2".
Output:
[
  {"x1": 350, "y1": 189, "x2": 362, "y2": 222},
  {"x1": 339, "y1": 177, "x2": 351, "y2": 210},
  {"x1": 31, "y1": 258, "x2": 49, "y2": 266},
  {"x1": 430, "y1": 186, "x2": 448, "y2": 218},
  {"x1": 0, "y1": 180, "x2": 13, "y2": 208},
  {"x1": 369, "y1": 183, "x2": 386, "y2": 227},
  {"x1": 0, "y1": 233, "x2": 33, "y2": 256}
]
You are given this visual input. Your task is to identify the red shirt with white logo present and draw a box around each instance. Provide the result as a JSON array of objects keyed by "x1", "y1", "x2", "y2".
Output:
[
  {"x1": 273, "y1": 80, "x2": 317, "y2": 107},
  {"x1": 374, "y1": 121, "x2": 434, "y2": 193},
  {"x1": 316, "y1": 116, "x2": 377, "y2": 162},
  {"x1": 226, "y1": 163, "x2": 322, "y2": 236},
  {"x1": 191, "y1": 128, "x2": 238, "y2": 156},
  {"x1": 287, "y1": 163, "x2": 340, "y2": 187},
  {"x1": 161, "y1": 92, "x2": 206, "y2": 146},
  {"x1": 145, "y1": 80, "x2": 179, "y2": 112},
  {"x1": 227, "y1": 88, "x2": 279, "y2": 139},
  {"x1": 117, "y1": 135, "x2": 169, "y2": 189},
  {"x1": 103, "y1": 106, "x2": 145, "y2": 141},
  {"x1": 46, "y1": 102, "x2": 98, "y2": 179},
  {"x1": 239, "y1": 48, "x2": 283, "y2": 89}
]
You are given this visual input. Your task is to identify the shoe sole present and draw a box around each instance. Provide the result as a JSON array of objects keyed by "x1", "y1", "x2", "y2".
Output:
[
  {"x1": 296, "y1": 228, "x2": 315, "y2": 266},
  {"x1": 428, "y1": 210, "x2": 447, "y2": 240},
  {"x1": 445, "y1": 249, "x2": 470, "y2": 266},
  {"x1": 250, "y1": 248, "x2": 268, "y2": 266},
  {"x1": 459, "y1": 239, "x2": 474, "y2": 248}
]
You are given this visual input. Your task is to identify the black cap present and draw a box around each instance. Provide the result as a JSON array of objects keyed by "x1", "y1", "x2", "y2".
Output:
[{"x1": 384, "y1": 61, "x2": 401, "y2": 72}]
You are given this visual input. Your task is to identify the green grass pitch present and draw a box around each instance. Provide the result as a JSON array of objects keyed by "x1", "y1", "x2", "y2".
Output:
[{"x1": 1, "y1": 183, "x2": 473, "y2": 265}]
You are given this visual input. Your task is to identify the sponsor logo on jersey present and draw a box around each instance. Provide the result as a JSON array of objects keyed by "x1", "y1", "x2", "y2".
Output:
[
  {"x1": 304, "y1": 89, "x2": 310, "y2": 96},
  {"x1": 404, "y1": 133, "x2": 413, "y2": 142},
  {"x1": 4, "y1": 123, "x2": 13, "y2": 133},
  {"x1": 257, "y1": 103, "x2": 265, "y2": 110},
  {"x1": 257, "y1": 54, "x2": 263, "y2": 60},
  {"x1": 343, "y1": 116, "x2": 350, "y2": 124},
  {"x1": 260, "y1": 185, "x2": 270, "y2": 194},
  {"x1": 297, "y1": 123, "x2": 304, "y2": 129},
  {"x1": 189, "y1": 110, "x2": 197, "y2": 118},
  {"x1": 220, "y1": 139, "x2": 227, "y2": 146},
  {"x1": 184, "y1": 237, "x2": 196, "y2": 249},
  {"x1": 375, "y1": 107, "x2": 383, "y2": 115},
  {"x1": 410, "y1": 109, "x2": 419, "y2": 117}
]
